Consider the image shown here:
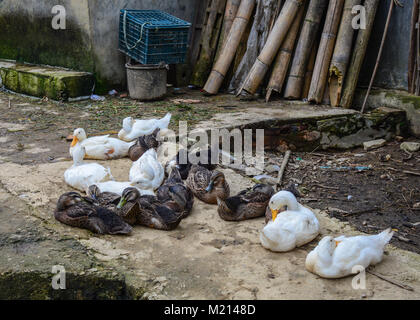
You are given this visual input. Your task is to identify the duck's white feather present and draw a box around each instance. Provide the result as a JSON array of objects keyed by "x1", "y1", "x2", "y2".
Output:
[
  {"x1": 118, "y1": 113, "x2": 171, "y2": 142},
  {"x1": 129, "y1": 149, "x2": 164, "y2": 190},
  {"x1": 64, "y1": 145, "x2": 112, "y2": 192},
  {"x1": 93, "y1": 181, "x2": 155, "y2": 196},
  {"x1": 69, "y1": 129, "x2": 134, "y2": 160},
  {"x1": 260, "y1": 191, "x2": 320, "y2": 252},
  {"x1": 305, "y1": 229, "x2": 394, "y2": 278}
]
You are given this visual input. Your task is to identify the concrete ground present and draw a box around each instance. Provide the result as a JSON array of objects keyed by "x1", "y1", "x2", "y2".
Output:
[{"x1": 0, "y1": 90, "x2": 419, "y2": 299}]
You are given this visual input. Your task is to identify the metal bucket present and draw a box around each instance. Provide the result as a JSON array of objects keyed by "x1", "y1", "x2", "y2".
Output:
[{"x1": 125, "y1": 63, "x2": 168, "y2": 100}]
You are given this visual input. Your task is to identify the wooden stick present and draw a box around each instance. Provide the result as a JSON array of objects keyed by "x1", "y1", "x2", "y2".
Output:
[
  {"x1": 308, "y1": 0, "x2": 345, "y2": 104},
  {"x1": 415, "y1": 2, "x2": 420, "y2": 95},
  {"x1": 215, "y1": 0, "x2": 241, "y2": 62},
  {"x1": 367, "y1": 270, "x2": 415, "y2": 292},
  {"x1": 266, "y1": 3, "x2": 306, "y2": 102},
  {"x1": 340, "y1": 0, "x2": 381, "y2": 108},
  {"x1": 276, "y1": 150, "x2": 291, "y2": 190},
  {"x1": 230, "y1": 0, "x2": 285, "y2": 94},
  {"x1": 284, "y1": 0, "x2": 329, "y2": 100},
  {"x1": 403, "y1": 170, "x2": 420, "y2": 176},
  {"x1": 189, "y1": 0, "x2": 211, "y2": 72},
  {"x1": 360, "y1": 0, "x2": 402, "y2": 113},
  {"x1": 343, "y1": 207, "x2": 379, "y2": 217},
  {"x1": 191, "y1": 0, "x2": 227, "y2": 88},
  {"x1": 238, "y1": 0, "x2": 304, "y2": 95},
  {"x1": 203, "y1": 0, "x2": 256, "y2": 95},
  {"x1": 408, "y1": 0, "x2": 419, "y2": 93},
  {"x1": 329, "y1": 0, "x2": 362, "y2": 107},
  {"x1": 302, "y1": 42, "x2": 318, "y2": 99}
]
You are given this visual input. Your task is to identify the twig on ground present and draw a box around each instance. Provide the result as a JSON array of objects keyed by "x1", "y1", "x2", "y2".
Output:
[
  {"x1": 367, "y1": 269, "x2": 414, "y2": 292},
  {"x1": 313, "y1": 184, "x2": 339, "y2": 190},
  {"x1": 276, "y1": 150, "x2": 291, "y2": 191},
  {"x1": 385, "y1": 167, "x2": 420, "y2": 176},
  {"x1": 403, "y1": 170, "x2": 420, "y2": 176},
  {"x1": 343, "y1": 207, "x2": 379, "y2": 217}
]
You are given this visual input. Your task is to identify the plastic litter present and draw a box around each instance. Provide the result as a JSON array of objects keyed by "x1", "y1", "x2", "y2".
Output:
[
  {"x1": 320, "y1": 166, "x2": 371, "y2": 172},
  {"x1": 90, "y1": 94, "x2": 105, "y2": 101}
]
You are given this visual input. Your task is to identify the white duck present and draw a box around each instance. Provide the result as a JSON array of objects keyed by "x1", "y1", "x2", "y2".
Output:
[
  {"x1": 305, "y1": 229, "x2": 394, "y2": 279},
  {"x1": 92, "y1": 180, "x2": 155, "y2": 197},
  {"x1": 118, "y1": 113, "x2": 172, "y2": 142},
  {"x1": 129, "y1": 149, "x2": 164, "y2": 190},
  {"x1": 64, "y1": 144, "x2": 112, "y2": 192},
  {"x1": 260, "y1": 191, "x2": 320, "y2": 252},
  {"x1": 70, "y1": 128, "x2": 135, "y2": 160}
]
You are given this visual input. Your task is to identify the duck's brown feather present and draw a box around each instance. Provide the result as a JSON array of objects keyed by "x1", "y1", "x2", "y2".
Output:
[{"x1": 218, "y1": 184, "x2": 274, "y2": 221}]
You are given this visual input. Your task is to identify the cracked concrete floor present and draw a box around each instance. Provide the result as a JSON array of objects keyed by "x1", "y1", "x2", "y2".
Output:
[
  {"x1": 0, "y1": 91, "x2": 419, "y2": 299},
  {"x1": 0, "y1": 154, "x2": 420, "y2": 299}
]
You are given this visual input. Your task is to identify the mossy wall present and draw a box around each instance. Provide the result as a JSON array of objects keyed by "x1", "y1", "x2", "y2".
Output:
[
  {"x1": 0, "y1": 0, "x2": 197, "y2": 94},
  {"x1": 0, "y1": 0, "x2": 95, "y2": 72}
]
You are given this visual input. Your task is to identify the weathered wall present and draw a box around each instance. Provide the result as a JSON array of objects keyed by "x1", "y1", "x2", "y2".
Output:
[
  {"x1": 360, "y1": 0, "x2": 412, "y2": 91},
  {"x1": 87, "y1": 0, "x2": 197, "y2": 92},
  {"x1": 0, "y1": 0, "x2": 196, "y2": 93},
  {"x1": 0, "y1": 0, "x2": 94, "y2": 73},
  {"x1": 0, "y1": 0, "x2": 413, "y2": 93}
]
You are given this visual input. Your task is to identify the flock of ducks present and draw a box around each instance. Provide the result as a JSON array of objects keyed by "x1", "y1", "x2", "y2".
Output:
[{"x1": 55, "y1": 113, "x2": 394, "y2": 279}]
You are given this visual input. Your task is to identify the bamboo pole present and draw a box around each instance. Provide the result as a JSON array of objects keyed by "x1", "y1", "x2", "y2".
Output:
[
  {"x1": 238, "y1": 0, "x2": 305, "y2": 95},
  {"x1": 329, "y1": 0, "x2": 362, "y2": 107},
  {"x1": 266, "y1": 3, "x2": 305, "y2": 102},
  {"x1": 308, "y1": 0, "x2": 345, "y2": 104},
  {"x1": 229, "y1": 0, "x2": 284, "y2": 92},
  {"x1": 340, "y1": 0, "x2": 380, "y2": 108},
  {"x1": 283, "y1": 0, "x2": 329, "y2": 99},
  {"x1": 191, "y1": 0, "x2": 227, "y2": 88},
  {"x1": 215, "y1": 0, "x2": 242, "y2": 61},
  {"x1": 203, "y1": 0, "x2": 256, "y2": 95},
  {"x1": 228, "y1": 20, "x2": 254, "y2": 91},
  {"x1": 302, "y1": 43, "x2": 318, "y2": 99}
]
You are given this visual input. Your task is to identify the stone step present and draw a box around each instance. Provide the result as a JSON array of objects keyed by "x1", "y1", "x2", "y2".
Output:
[
  {"x1": 354, "y1": 88, "x2": 420, "y2": 138},
  {"x1": 0, "y1": 59, "x2": 94, "y2": 101},
  {"x1": 188, "y1": 100, "x2": 408, "y2": 151}
]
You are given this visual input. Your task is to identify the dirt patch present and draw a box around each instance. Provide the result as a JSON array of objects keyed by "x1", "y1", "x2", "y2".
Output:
[
  {"x1": 261, "y1": 142, "x2": 420, "y2": 254},
  {"x1": 0, "y1": 89, "x2": 243, "y2": 165}
]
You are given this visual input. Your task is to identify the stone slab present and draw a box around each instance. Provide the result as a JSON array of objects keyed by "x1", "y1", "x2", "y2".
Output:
[{"x1": 0, "y1": 59, "x2": 94, "y2": 100}]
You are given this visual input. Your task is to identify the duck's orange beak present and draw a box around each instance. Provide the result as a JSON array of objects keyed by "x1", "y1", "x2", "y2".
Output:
[
  {"x1": 70, "y1": 136, "x2": 78, "y2": 147},
  {"x1": 271, "y1": 209, "x2": 279, "y2": 222},
  {"x1": 335, "y1": 241, "x2": 341, "y2": 247}
]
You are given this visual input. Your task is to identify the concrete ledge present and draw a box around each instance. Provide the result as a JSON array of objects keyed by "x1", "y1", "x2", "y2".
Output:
[
  {"x1": 354, "y1": 89, "x2": 420, "y2": 137},
  {"x1": 190, "y1": 102, "x2": 407, "y2": 151},
  {"x1": 0, "y1": 59, "x2": 94, "y2": 101}
]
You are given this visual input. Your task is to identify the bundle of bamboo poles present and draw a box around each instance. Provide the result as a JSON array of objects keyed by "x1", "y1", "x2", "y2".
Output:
[{"x1": 196, "y1": 0, "x2": 384, "y2": 109}]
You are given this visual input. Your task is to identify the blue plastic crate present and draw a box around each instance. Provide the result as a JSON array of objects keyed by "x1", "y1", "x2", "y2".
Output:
[{"x1": 119, "y1": 10, "x2": 191, "y2": 65}]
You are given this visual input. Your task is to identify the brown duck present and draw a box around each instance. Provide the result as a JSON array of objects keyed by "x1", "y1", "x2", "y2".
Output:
[
  {"x1": 117, "y1": 188, "x2": 182, "y2": 231},
  {"x1": 168, "y1": 148, "x2": 217, "y2": 180},
  {"x1": 54, "y1": 192, "x2": 132, "y2": 235},
  {"x1": 157, "y1": 166, "x2": 194, "y2": 218},
  {"x1": 86, "y1": 185, "x2": 138, "y2": 225},
  {"x1": 186, "y1": 165, "x2": 230, "y2": 204},
  {"x1": 128, "y1": 128, "x2": 161, "y2": 162},
  {"x1": 217, "y1": 184, "x2": 275, "y2": 221}
]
